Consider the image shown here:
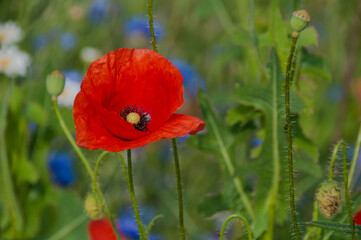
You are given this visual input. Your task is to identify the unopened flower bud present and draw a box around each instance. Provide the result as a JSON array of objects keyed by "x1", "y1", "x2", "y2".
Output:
[
  {"x1": 290, "y1": 10, "x2": 310, "y2": 33},
  {"x1": 46, "y1": 70, "x2": 65, "y2": 99},
  {"x1": 84, "y1": 192, "x2": 104, "y2": 219},
  {"x1": 316, "y1": 180, "x2": 342, "y2": 218}
]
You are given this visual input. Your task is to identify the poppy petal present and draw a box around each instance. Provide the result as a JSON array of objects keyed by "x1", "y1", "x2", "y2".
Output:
[
  {"x1": 74, "y1": 93, "x2": 204, "y2": 151},
  {"x1": 79, "y1": 48, "x2": 184, "y2": 131},
  {"x1": 88, "y1": 218, "x2": 117, "y2": 240},
  {"x1": 354, "y1": 210, "x2": 361, "y2": 225}
]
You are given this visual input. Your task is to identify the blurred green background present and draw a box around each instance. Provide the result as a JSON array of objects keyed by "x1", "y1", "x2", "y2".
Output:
[{"x1": 0, "y1": 0, "x2": 361, "y2": 239}]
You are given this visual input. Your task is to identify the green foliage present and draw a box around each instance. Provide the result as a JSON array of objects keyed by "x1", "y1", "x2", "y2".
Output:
[{"x1": 306, "y1": 221, "x2": 361, "y2": 235}]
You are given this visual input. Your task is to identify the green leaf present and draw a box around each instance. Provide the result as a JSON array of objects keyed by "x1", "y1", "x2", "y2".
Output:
[
  {"x1": 233, "y1": 28, "x2": 253, "y2": 47},
  {"x1": 40, "y1": 190, "x2": 88, "y2": 240},
  {"x1": 198, "y1": 194, "x2": 230, "y2": 217},
  {"x1": 306, "y1": 221, "x2": 361, "y2": 234},
  {"x1": 301, "y1": 49, "x2": 332, "y2": 81},
  {"x1": 25, "y1": 101, "x2": 48, "y2": 126},
  {"x1": 233, "y1": 49, "x2": 288, "y2": 237},
  {"x1": 270, "y1": 3, "x2": 289, "y2": 71},
  {"x1": 298, "y1": 27, "x2": 319, "y2": 47},
  {"x1": 226, "y1": 105, "x2": 262, "y2": 126}
]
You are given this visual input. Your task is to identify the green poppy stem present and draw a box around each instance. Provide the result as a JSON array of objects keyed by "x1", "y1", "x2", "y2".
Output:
[
  {"x1": 124, "y1": 150, "x2": 147, "y2": 240},
  {"x1": 341, "y1": 141, "x2": 356, "y2": 240},
  {"x1": 284, "y1": 33, "x2": 301, "y2": 239},
  {"x1": 172, "y1": 138, "x2": 186, "y2": 240},
  {"x1": 220, "y1": 215, "x2": 253, "y2": 240},
  {"x1": 52, "y1": 100, "x2": 119, "y2": 239},
  {"x1": 148, "y1": 0, "x2": 158, "y2": 53},
  {"x1": 148, "y1": 0, "x2": 187, "y2": 238},
  {"x1": 348, "y1": 123, "x2": 361, "y2": 188},
  {"x1": 92, "y1": 151, "x2": 109, "y2": 192}
]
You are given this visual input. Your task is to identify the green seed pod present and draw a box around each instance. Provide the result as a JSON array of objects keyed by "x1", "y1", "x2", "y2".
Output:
[
  {"x1": 290, "y1": 10, "x2": 310, "y2": 33},
  {"x1": 316, "y1": 180, "x2": 342, "y2": 218},
  {"x1": 84, "y1": 192, "x2": 104, "y2": 219},
  {"x1": 46, "y1": 70, "x2": 65, "y2": 98}
]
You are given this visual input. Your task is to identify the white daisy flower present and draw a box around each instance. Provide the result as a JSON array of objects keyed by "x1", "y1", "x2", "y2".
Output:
[
  {"x1": 0, "y1": 21, "x2": 23, "y2": 45},
  {"x1": 0, "y1": 46, "x2": 30, "y2": 77},
  {"x1": 80, "y1": 47, "x2": 102, "y2": 63},
  {"x1": 57, "y1": 75, "x2": 81, "y2": 107}
]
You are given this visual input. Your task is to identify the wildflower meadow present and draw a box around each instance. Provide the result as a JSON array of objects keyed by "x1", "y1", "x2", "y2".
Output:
[{"x1": 1, "y1": 0, "x2": 361, "y2": 239}]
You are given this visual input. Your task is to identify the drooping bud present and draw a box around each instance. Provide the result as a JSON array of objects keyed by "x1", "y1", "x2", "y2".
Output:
[
  {"x1": 290, "y1": 10, "x2": 310, "y2": 33},
  {"x1": 46, "y1": 70, "x2": 65, "y2": 100},
  {"x1": 84, "y1": 192, "x2": 104, "y2": 219},
  {"x1": 316, "y1": 180, "x2": 342, "y2": 218}
]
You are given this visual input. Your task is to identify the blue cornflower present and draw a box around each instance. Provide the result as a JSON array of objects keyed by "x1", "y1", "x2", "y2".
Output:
[
  {"x1": 48, "y1": 152, "x2": 76, "y2": 187},
  {"x1": 32, "y1": 34, "x2": 49, "y2": 51},
  {"x1": 117, "y1": 208, "x2": 162, "y2": 240},
  {"x1": 170, "y1": 59, "x2": 206, "y2": 99},
  {"x1": 124, "y1": 16, "x2": 163, "y2": 40},
  {"x1": 88, "y1": 0, "x2": 108, "y2": 22},
  {"x1": 252, "y1": 138, "x2": 263, "y2": 148},
  {"x1": 60, "y1": 32, "x2": 77, "y2": 50}
]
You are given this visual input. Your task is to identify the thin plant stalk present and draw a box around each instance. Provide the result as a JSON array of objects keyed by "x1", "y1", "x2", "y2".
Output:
[
  {"x1": 52, "y1": 100, "x2": 118, "y2": 239},
  {"x1": 220, "y1": 215, "x2": 253, "y2": 240},
  {"x1": 0, "y1": 80, "x2": 24, "y2": 235},
  {"x1": 348, "y1": 123, "x2": 361, "y2": 188},
  {"x1": 328, "y1": 140, "x2": 344, "y2": 181},
  {"x1": 172, "y1": 138, "x2": 186, "y2": 240},
  {"x1": 125, "y1": 149, "x2": 147, "y2": 240},
  {"x1": 148, "y1": 0, "x2": 158, "y2": 52},
  {"x1": 284, "y1": 34, "x2": 301, "y2": 239},
  {"x1": 341, "y1": 141, "x2": 356, "y2": 240},
  {"x1": 92, "y1": 151, "x2": 110, "y2": 192},
  {"x1": 148, "y1": 0, "x2": 187, "y2": 237}
]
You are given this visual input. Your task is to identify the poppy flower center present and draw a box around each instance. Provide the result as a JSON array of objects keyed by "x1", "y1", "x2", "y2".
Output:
[
  {"x1": 119, "y1": 104, "x2": 150, "y2": 132},
  {"x1": 126, "y1": 112, "x2": 140, "y2": 125}
]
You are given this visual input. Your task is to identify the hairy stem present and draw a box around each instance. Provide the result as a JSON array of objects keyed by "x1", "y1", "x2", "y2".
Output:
[
  {"x1": 148, "y1": 0, "x2": 158, "y2": 52},
  {"x1": 52, "y1": 100, "x2": 118, "y2": 239},
  {"x1": 284, "y1": 34, "x2": 301, "y2": 239},
  {"x1": 125, "y1": 150, "x2": 147, "y2": 240},
  {"x1": 220, "y1": 215, "x2": 253, "y2": 240},
  {"x1": 148, "y1": 0, "x2": 189, "y2": 236},
  {"x1": 92, "y1": 151, "x2": 109, "y2": 192},
  {"x1": 172, "y1": 138, "x2": 186, "y2": 240},
  {"x1": 328, "y1": 140, "x2": 344, "y2": 181},
  {"x1": 342, "y1": 141, "x2": 356, "y2": 240}
]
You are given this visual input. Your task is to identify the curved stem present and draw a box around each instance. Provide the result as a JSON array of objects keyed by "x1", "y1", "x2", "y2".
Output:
[
  {"x1": 328, "y1": 141, "x2": 344, "y2": 181},
  {"x1": 52, "y1": 100, "x2": 94, "y2": 180},
  {"x1": 284, "y1": 33, "x2": 301, "y2": 239},
  {"x1": 0, "y1": 80, "x2": 24, "y2": 234},
  {"x1": 341, "y1": 141, "x2": 356, "y2": 240},
  {"x1": 172, "y1": 138, "x2": 186, "y2": 240},
  {"x1": 92, "y1": 151, "x2": 109, "y2": 192},
  {"x1": 52, "y1": 100, "x2": 118, "y2": 239},
  {"x1": 220, "y1": 215, "x2": 253, "y2": 240},
  {"x1": 148, "y1": 0, "x2": 158, "y2": 52},
  {"x1": 348, "y1": 123, "x2": 361, "y2": 188},
  {"x1": 125, "y1": 150, "x2": 147, "y2": 240}
]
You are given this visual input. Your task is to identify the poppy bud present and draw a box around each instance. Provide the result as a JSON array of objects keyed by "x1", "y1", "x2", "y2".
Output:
[
  {"x1": 291, "y1": 10, "x2": 310, "y2": 33},
  {"x1": 316, "y1": 180, "x2": 342, "y2": 218},
  {"x1": 46, "y1": 70, "x2": 65, "y2": 99},
  {"x1": 85, "y1": 192, "x2": 104, "y2": 219}
]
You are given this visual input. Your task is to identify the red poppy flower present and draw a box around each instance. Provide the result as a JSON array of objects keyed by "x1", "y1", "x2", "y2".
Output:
[
  {"x1": 354, "y1": 209, "x2": 361, "y2": 225},
  {"x1": 88, "y1": 218, "x2": 118, "y2": 240},
  {"x1": 73, "y1": 48, "x2": 205, "y2": 152}
]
